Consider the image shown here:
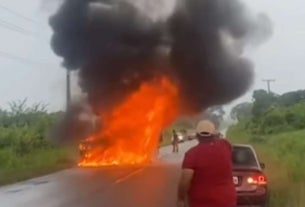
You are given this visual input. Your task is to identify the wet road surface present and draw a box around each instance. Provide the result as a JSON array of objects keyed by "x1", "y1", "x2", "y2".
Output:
[{"x1": 0, "y1": 141, "x2": 197, "y2": 207}]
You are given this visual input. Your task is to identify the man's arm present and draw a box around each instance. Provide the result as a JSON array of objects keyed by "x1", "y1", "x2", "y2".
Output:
[{"x1": 178, "y1": 168, "x2": 194, "y2": 202}]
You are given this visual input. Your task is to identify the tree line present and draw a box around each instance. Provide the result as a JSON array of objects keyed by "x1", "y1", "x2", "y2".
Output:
[{"x1": 231, "y1": 89, "x2": 305, "y2": 135}]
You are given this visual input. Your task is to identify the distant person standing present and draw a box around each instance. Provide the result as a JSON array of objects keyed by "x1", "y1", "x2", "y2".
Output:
[
  {"x1": 159, "y1": 133, "x2": 163, "y2": 146},
  {"x1": 172, "y1": 130, "x2": 179, "y2": 153},
  {"x1": 157, "y1": 133, "x2": 163, "y2": 155},
  {"x1": 177, "y1": 120, "x2": 236, "y2": 207}
]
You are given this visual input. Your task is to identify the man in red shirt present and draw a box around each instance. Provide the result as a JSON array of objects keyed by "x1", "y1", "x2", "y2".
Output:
[{"x1": 177, "y1": 120, "x2": 236, "y2": 207}]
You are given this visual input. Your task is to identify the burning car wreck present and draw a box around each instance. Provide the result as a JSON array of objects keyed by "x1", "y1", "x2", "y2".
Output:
[{"x1": 77, "y1": 77, "x2": 180, "y2": 167}]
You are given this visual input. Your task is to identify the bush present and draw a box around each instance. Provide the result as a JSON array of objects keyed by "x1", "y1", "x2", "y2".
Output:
[
  {"x1": 249, "y1": 135, "x2": 266, "y2": 143},
  {"x1": 0, "y1": 101, "x2": 76, "y2": 185},
  {"x1": 0, "y1": 148, "x2": 76, "y2": 185}
]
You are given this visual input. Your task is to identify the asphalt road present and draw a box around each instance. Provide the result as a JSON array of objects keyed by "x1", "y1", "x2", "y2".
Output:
[{"x1": 0, "y1": 140, "x2": 197, "y2": 207}]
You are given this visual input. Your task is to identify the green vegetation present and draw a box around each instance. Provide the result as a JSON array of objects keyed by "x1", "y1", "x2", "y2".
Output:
[
  {"x1": 0, "y1": 148, "x2": 75, "y2": 185},
  {"x1": 229, "y1": 89, "x2": 305, "y2": 207},
  {"x1": 0, "y1": 100, "x2": 76, "y2": 185}
]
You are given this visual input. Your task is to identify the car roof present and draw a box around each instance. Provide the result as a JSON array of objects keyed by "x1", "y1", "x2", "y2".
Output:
[
  {"x1": 233, "y1": 144, "x2": 253, "y2": 148},
  {"x1": 233, "y1": 144, "x2": 257, "y2": 151}
]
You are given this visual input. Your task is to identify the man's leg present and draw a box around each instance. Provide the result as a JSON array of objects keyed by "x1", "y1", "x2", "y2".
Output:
[{"x1": 174, "y1": 143, "x2": 178, "y2": 153}]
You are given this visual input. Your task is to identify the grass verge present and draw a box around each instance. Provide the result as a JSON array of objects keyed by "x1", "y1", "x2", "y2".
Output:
[{"x1": 0, "y1": 148, "x2": 77, "y2": 186}]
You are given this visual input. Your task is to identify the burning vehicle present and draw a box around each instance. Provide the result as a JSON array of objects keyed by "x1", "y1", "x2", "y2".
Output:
[
  {"x1": 79, "y1": 137, "x2": 102, "y2": 159},
  {"x1": 77, "y1": 77, "x2": 180, "y2": 167}
]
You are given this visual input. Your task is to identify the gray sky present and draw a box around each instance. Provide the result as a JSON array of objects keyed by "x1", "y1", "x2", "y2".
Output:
[
  {"x1": 229, "y1": 0, "x2": 305, "y2": 107},
  {"x1": 0, "y1": 0, "x2": 66, "y2": 111},
  {"x1": 0, "y1": 0, "x2": 304, "y2": 111}
]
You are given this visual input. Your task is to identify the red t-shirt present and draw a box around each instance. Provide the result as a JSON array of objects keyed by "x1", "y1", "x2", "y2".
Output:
[{"x1": 182, "y1": 138, "x2": 236, "y2": 207}]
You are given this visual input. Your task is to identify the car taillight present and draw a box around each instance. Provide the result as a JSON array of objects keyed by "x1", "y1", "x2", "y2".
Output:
[{"x1": 247, "y1": 174, "x2": 267, "y2": 185}]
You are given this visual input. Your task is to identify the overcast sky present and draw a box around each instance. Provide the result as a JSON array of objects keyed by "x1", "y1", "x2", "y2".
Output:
[{"x1": 0, "y1": 0, "x2": 304, "y2": 112}]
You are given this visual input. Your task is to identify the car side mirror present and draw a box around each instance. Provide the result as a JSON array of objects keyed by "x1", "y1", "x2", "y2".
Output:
[{"x1": 260, "y1": 162, "x2": 266, "y2": 169}]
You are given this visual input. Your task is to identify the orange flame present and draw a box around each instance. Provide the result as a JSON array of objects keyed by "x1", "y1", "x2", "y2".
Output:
[{"x1": 78, "y1": 77, "x2": 180, "y2": 167}]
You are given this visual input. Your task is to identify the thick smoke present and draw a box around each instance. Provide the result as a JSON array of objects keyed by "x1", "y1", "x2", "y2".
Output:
[
  {"x1": 170, "y1": 0, "x2": 272, "y2": 110},
  {"x1": 50, "y1": 0, "x2": 272, "y2": 113}
]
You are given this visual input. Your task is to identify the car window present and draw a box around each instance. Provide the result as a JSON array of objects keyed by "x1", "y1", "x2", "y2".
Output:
[{"x1": 232, "y1": 146, "x2": 258, "y2": 168}]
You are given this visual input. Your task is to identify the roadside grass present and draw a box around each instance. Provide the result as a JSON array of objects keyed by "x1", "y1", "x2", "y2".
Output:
[
  {"x1": 0, "y1": 147, "x2": 77, "y2": 186},
  {"x1": 228, "y1": 126, "x2": 305, "y2": 207}
]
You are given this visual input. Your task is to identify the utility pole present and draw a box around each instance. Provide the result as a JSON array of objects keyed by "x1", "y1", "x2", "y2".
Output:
[
  {"x1": 262, "y1": 79, "x2": 275, "y2": 93},
  {"x1": 66, "y1": 70, "x2": 71, "y2": 110}
]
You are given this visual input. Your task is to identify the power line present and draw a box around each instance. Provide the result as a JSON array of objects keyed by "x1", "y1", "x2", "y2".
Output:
[
  {"x1": 0, "y1": 50, "x2": 44, "y2": 66},
  {"x1": 0, "y1": 3, "x2": 38, "y2": 24},
  {"x1": 0, "y1": 18, "x2": 50, "y2": 45},
  {"x1": 0, "y1": 50, "x2": 56, "y2": 67},
  {"x1": 0, "y1": 19, "x2": 33, "y2": 35},
  {"x1": 0, "y1": 3, "x2": 54, "y2": 47},
  {"x1": 0, "y1": 3, "x2": 48, "y2": 38}
]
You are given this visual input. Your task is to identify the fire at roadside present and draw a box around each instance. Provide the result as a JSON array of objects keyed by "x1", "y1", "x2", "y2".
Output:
[
  {"x1": 49, "y1": 0, "x2": 272, "y2": 167},
  {"x1": 78, "y1": 77, "x2": 180, "y2": 167}
]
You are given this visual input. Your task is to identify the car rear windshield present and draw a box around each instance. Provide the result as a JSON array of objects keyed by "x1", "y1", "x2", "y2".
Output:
[{"x1": 232, "y1": 146, "x2": 258, "y2": 168}]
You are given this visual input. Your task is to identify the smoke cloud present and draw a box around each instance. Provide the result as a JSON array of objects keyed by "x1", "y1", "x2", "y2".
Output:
[
  {"x1": 50, "y1": 0, "x2": 272, "y2": 114},
  {"x1": 170, "y1": 0, "x2": 272, "y2": 110}
]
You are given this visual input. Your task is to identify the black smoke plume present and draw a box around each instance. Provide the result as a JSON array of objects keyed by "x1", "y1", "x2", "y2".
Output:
[{"x1": 50, "y1": 0, "x2": 272, "y2": 113}]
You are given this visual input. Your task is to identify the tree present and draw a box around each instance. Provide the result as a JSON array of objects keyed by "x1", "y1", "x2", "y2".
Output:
[
  {"x1": 252, "y1": 90, "x2": 278, "y2": 117},
  {"x1": 278, "y1": 90, "x2": 305, "y2": 106},
  {"x1": 231, "y1": 102, "x2": 253, "y2": 121}
]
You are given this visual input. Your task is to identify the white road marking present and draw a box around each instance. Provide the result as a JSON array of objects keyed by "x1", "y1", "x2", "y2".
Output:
[{"x1": 114, "y1": 168, "x2": 145, "y2": 184}]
